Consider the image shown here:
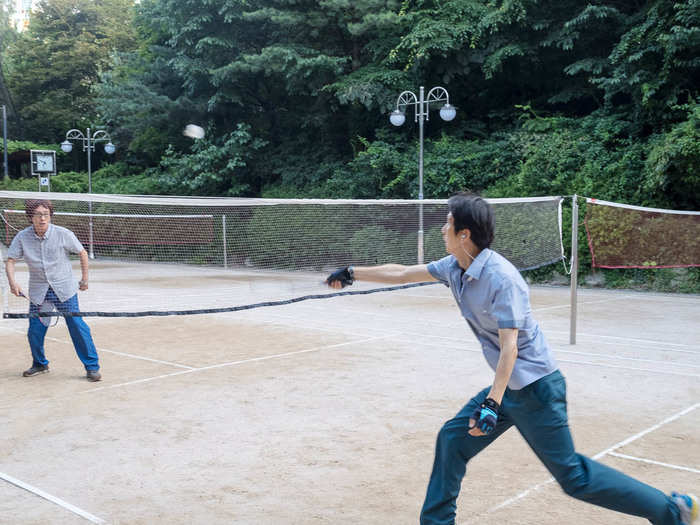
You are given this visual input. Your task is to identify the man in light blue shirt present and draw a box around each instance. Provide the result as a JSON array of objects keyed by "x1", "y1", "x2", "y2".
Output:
[
  {"x1": 326, "y1": 194, "x2": 696, "y2": 525},
  {"x1": 6, "y1": 199, "x2": 101, "y2": 382},
  {"x1": 427, "y1": 248, "x2": 557, "y2": 390}
]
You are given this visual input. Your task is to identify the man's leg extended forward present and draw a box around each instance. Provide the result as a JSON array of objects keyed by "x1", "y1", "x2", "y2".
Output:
[
  {"x1": 509, "y1": 371, "x2": 684, "y2": 525},
  {"x1": 420, "y1": 387, "x2": 513, "y2": 525},
  {"x1": 27, "y1": 304, "x2": 49, "y2": 369},
  {"x1": 56, "y1": 293, "x2": 100, "y2": 373}
]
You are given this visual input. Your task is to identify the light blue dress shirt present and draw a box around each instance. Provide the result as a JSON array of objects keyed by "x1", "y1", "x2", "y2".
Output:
[
  {"x1": 427, "y1": 249, "x2": 558, "y2": 390},
  {"x1": 7, "y1": 224, "x2": 85, "y2": 304}
]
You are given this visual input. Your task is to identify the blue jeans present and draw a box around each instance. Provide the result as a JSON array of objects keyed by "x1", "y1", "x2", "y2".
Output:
[
  {"x1": 28, "y1": 288, "x2": 100, "y2": 371},
  {"x1": 420, "y1": 370, "x2": 682, "y2": 525}
]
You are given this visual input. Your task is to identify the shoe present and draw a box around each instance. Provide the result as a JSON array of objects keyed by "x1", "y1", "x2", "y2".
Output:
[
  {"x1": 86, "y1": 370, "x2": 102, "y2": 382},
  {"x1": 673, "y1": 492, "x2": 699, "y2": 525},
  {"x1": 22, "y1": 365, "x2": 49, "y2": 377}
]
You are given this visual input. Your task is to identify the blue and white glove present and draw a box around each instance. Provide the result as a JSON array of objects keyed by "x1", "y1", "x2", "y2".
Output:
[{"x1": 470, "y1": 397, "x2": 500, "y2": 435}]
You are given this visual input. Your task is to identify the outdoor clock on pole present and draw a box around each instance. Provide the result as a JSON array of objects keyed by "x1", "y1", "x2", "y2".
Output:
[{"x1": 30, "y1": 149, "x2": 57, "y2": 191}]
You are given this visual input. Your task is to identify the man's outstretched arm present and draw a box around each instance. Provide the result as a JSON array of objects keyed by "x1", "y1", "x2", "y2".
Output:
[{"x1": 327, "y1": 264, "x2": 437, "y2": 288}]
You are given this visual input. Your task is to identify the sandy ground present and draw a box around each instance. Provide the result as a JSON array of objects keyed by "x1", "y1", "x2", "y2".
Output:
[{"x1": 0, "y1": 263, "x2": 698, "y2": 524}]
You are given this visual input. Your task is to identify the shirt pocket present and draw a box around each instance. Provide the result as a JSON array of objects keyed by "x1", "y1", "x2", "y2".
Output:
[{"x1": 42, "y1": 244, "x2": 62, "y2": 261}]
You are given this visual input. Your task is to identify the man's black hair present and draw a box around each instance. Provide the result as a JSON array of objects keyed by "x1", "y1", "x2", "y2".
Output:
[{"x1": 447, "y1": 193, "x2": 495, "y2": 250}]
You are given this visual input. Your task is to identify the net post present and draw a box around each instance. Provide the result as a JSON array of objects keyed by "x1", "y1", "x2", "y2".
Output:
[
  {"x1": 222, "y1": 215, "x2": 228, "y2": 269},
  {"x1": 0, "y1": 242, "x2": 7, "y2": 318},
  {"x1": 417, "y1": 204, "x2": 424, "y2": 264},
  {"x1": 569, "y1": 194, "x2": 579, "y2": 345}
]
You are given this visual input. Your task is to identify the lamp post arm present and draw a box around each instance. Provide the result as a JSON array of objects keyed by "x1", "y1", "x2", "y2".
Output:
[
  {"x1": 91, "y1": 130, "x2": 112, "y2": 143},
  {"x1": 424, "y1": 86, "x2": 450, "y2": 122},
  {"x1": 425, "y1": 86, "x2": 450, "y2": 105},
  {"x1": 65, "y1": 129, "x2": 86, "y2": 141},
  {"x1": 395, "y1": 90, "x2": 419, "y2": 121}
]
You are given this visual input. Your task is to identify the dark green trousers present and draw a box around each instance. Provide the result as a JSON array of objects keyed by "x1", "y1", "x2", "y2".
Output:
[{"x1": 420, "y1": 370, "x2": 682, "y2": 525}]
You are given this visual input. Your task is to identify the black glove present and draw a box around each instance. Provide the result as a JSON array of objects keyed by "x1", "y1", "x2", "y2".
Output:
[
  {"x1": 470, "y1": 397, "x2": 500, "y2": 435},
  {"x1": 326, "y1": 266, "x2": 354, "y2": 287}
]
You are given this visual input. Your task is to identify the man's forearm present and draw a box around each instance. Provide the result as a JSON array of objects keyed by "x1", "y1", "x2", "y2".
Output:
[
  {"x1": 487, "y1": 344, "x2": 517, "y2": 404},
  {"x1": 79, "y1": 251, "x2": 89, "y2": 281},
  {"x1": 353, "y1": 264, "x2": 434, "y2": 285},
  {"x1": 5, "y1": 258, "x2": 16, "y2": 286}
]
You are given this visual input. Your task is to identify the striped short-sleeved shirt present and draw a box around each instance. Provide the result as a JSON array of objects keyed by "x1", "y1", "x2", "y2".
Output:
[
  {"x1": 427, "y1": 249, "x2": 558, "y2": 390},
  {"x1": 7, "y1": 224, "x2": 85, "y2": 304}
]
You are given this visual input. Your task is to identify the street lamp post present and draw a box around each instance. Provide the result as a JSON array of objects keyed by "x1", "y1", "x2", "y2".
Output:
[
  {"x1": 61, "y1": 128, "x2": 116, "y2": 259},
  {"x1": 390, "y1": 86, "x2": 456, "y2": 263}
]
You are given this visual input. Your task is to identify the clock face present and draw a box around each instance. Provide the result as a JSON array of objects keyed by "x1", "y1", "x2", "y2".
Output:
[{"x1": 35, "y1": 153, "x2": 54, "y2": 172}]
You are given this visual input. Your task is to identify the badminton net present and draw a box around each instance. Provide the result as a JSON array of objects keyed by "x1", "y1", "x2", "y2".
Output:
[
  {"x1": 1, "y1": 191, "x2": 564, "y2": 318},
  {"x1": 584, "y1": 198, "x2": 700, "y2": 269}
]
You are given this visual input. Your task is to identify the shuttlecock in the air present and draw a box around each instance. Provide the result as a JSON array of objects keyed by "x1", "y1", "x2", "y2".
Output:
[{"x1": 183, "y1": 124, "x2": 205, "y2": 139}]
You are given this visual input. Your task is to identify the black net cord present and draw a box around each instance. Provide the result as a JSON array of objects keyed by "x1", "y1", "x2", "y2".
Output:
[{"x1": 3, "y1": 281, "x2": 441, "y2": 319}]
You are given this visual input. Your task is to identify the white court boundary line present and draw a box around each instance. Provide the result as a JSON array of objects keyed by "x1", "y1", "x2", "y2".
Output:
[
  {"x1": 547, "y1": 329, "x2": 700, "y2": 349},
  {"x1": 0, "y1": 471, "x2": 106, "y2": 524},
  {"x1": 77, "y1": 334, "x2": 395, "y2": 394},
  {"x1": 254, "y1": 312, "x2": 700, "y2": 370},
  {"x1": 294, "y1": 294, "x2": 632, "y2": 321},
  {"x1": 291, "y1": 299, "x2": 700, "y2": 352},
  {"x1": 460, "y1": 402, "x2": 700, "y2": 524},
  {"x1": 607, "y1": 452, "x2": 700, "y2": 474},
  {"x1": 552, "y1": 347, "x2": 700, "y2": 369},
  {"x1": 5, "y1": 311, "x2": 696, "y2": 382},
  {"x1": 2, "y1": 333, "x2": 396, "y2": 521},
  {"x1": 410, "y1": 339, "x2": 700, "y2": 377},
  {"x1": 214, "y1": 311, "x2": 700, "y2": 370},
  {"x1": 2, "y1": 306, "x2": 697, "y2": 522},
  {"x1": 546, "y1": 337, "x2": 700, "y2": 355},
  {"x1": 555, "y1": 358, "x2": 700, "y2": 378},
  {"x1": 0, "y1": 325, "x2": 195, "y2": 369}
]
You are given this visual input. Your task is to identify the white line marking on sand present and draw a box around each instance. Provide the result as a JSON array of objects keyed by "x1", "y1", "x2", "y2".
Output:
[
  {"x1": 77, "y1": 335, "x2": 395, "y2": 394},
  {"x1": 546, "y1": 337, "x2": 700, "y2": 355},
  {"x1": 388, "y1": 336, "x2": 700, "y2": 376},
  {"x1": 459, "y1": 402, "x2": 700, "y2": 524},
  {"x1": 195, "y1": 335, "x2": 394, "y2": 371},
  {"x1": 552, "y1": 348, "x2": 700, "y2": 368},
  {"x1": 96, "y1": 347, "x2": 194, "y2": 369},
  {"x1": 606, "y1": 452, "x2": 700, "y2": 474},
  {"x1": 0, "y1": 326, "x2": 194, "y2": 369},
  {"x1": 532, "y1": 296, "x2": 634, "y2": 312},
  {"x1": 557, "y1": 358, "x2": 700, "y2": 377},
  {"x1": 546, "y1": 330, "x2": 700, "y2": 349},
  {"x1": 77, "y1": 369, "x2": 196, "y2": 394},
  {"x1": 593, "y1": 403, "x2": 700, "y2": 459},
  {"x1": 0, "y1": 471, "x2": 106, "y2": 524}
]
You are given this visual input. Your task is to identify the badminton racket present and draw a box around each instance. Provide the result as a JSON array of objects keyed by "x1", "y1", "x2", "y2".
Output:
[{"x1": 19, "y1": 292, "x2": 59, "y2": 328}]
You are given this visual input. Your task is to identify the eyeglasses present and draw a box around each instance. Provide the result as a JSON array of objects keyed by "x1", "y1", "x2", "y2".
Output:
[{"x1": 33, "y1": 213, "x2": 51, "y2": 218}]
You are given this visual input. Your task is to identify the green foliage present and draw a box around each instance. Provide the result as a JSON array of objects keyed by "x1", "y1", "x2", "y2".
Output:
[
  {"x1": 95, "y1": 52, "x2": 189, "y2": 168},
  {"x1": 593, "y1": 0, "x2": 700, "y2": 124},
  {"x1": 0, "y1": 175, "x2": 40, "y2": 191},
  {"x1": 600, "y1": 267, "x2": 700, "y2": 293},
  {"x1": 4, "y1": 0, "x2": 138, "y2": 141},
  {"x1": 349, "y1": 225, "x2": 415, "y2": 265},
  {"x1": 585, "y1": 203, "x2": 700, "y2": 268},
  {"x1": 5, "y1": 140, "x2": 59, "y2": 155},
  {"x1": 643, "y1": 102, "x2": 700, "y2": 210},
  {"x1": 244, "y1": 205, "x2": 350, "y2": 270},
  {"x1": 3, "y1": 0, "x2": 700, "y2": 292},
  {"x1": 158, "y1": 124, "x2": 267, "y2": 196}
]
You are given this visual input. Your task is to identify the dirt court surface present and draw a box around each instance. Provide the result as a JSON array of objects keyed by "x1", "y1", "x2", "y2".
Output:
[{"x1": 1, "y1": 262, "x2": 698, "y2": 525}]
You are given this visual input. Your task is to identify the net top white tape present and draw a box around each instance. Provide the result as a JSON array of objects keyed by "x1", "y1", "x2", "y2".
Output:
[
  {"x1": 0, "y1": 190, "x2": 560, "y2": 207},
  {"x1": 586, "y1": 197, "x2": 700, "y2": 215}
]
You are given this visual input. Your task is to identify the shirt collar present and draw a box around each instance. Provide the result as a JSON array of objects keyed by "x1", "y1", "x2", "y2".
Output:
[
  {"x1": 33, "y1": 223, "x2": 53, "y2": 240},
  {"x1": 464, "y1": 248, "x2": 493, "y2": 280}
]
